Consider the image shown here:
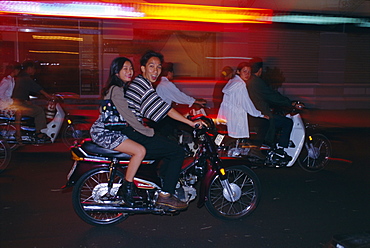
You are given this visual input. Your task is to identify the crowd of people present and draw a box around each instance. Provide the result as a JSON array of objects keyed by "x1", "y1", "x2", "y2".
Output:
[{"x1": 0, "y1": 51, "x2": 300, "y2": 210}]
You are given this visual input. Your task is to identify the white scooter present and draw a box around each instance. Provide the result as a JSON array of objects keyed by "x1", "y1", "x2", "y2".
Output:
[
  {"x1": 216, "y1": 102, "x2": 332, "y2": 172},
  {"x1": 0, "y1": 94, "x2": 90, "y2": 150}
]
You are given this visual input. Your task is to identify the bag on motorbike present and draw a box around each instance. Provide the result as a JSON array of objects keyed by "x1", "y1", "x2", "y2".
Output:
[{"x1": 101, "y1": 86, "x2": 127, "y2": 131}]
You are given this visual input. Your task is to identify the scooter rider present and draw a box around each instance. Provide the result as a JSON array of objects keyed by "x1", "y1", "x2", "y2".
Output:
[
  {"x1": 247, "y1": 57, "x2": 304, "y2": 161},
  {"x1": 124, "y1": 51, "x2": 203, "y2": 211},
  {"x1": 12, "y1": 60, "x2": 52, "y2": 142}
]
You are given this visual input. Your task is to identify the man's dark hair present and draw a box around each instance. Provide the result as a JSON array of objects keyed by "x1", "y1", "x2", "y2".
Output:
[
  {"x1": 161, "y1": 62, "x2": 174, "y2": 77},
  {"x1": 21, "y1": 60, "x2": 36, "y2": 71},
  {"x1": 250, "y1": 57, "x2": 263, "y2": 74},
  {"x1": 140, "y1": 50, "x2": 164, "y2": 67}
]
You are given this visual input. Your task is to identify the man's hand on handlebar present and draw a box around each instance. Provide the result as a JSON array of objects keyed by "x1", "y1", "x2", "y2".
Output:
[{"x1": 192, "y1": 120, "x2": 205, "y2": 129}]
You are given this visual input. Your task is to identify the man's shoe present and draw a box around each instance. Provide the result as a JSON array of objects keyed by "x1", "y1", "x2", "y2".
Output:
[
  {"x1": 272, "y1": 148, "x2": 292, "y2": 162},
  {"x1": 156, "y1": 192, "x2": 188, "y2": 210}
]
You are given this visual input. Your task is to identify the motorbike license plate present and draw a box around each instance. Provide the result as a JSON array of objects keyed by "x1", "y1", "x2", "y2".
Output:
[
  {"x1": 214, "y1": 134, "x2": 225, "y2": 146},
  {"x1": 67, "y1": 161, "x2": 78, "y2": 180}
]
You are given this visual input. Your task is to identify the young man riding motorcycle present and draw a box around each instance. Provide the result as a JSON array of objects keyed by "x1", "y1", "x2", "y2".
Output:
[{"x1": 124, "y1": 51, "x2": 202, "y2": 210}]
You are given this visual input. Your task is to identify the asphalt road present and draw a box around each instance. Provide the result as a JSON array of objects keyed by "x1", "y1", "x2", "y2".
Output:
[{"x1": 0, "y1": 127, "x2": 369, "y2": 248}]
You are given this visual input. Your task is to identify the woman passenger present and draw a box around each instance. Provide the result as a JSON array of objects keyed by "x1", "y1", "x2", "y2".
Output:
[
  {"x1": 90, "y1": 57, "x2": 154, "y2": 207},
  {"x1": 217, "y1": 62, "x2": 269, "y2": 158}
]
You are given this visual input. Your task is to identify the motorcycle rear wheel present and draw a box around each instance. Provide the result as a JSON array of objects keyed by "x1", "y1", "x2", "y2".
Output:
[
  {"x1": 72, "y1": 167, "x2": 128, "y2": 226},
  {"x1": 0, "y1": 139, "x2": 11, "y2": 173},
  {"x1": 298, "y1": 133, "x2": 332, "y2": 172},
  {"x1": 205, "y1": 165, "x2": 261, "y2": 220}
]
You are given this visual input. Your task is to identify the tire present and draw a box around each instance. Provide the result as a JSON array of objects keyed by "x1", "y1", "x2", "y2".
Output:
[
  {"x1": 0, "y1": 139, "x2": 11, "y2": 173},
  {"x1": 205, "y1": 165, "x2": 261, "y2": 220},
  {"x1": 72, "y1": 167, "x2": 128, "y2": 226},
  {"x1": 298, "y1": 133, "x2": 332, "y2": 172},
  {"x1": 0, "y1": 123, "x2": 19, "y2": 151},
  {"x1": 62, "y1": 122, "x2": 90, "y2": 147}
]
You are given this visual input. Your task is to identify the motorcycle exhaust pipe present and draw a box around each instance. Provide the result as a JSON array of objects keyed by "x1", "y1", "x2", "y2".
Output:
[{"x1": 83, "y1": 204, "x2": 156, "y2": 213}]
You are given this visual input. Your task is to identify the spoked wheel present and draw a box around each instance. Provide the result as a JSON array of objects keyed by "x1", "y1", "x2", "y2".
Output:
[
  {"x1": 72, "y1": 167, "x2": 128, "y2": 226},
  {"x1": 298, "y1": 133, "x2": 332, "y2": 172},
  {"x1": 0, "y1": 139, "x2": 11, "y2": 173},
  {"x1": 62, "y1": 122, "x2": 90, "y2": 147},
  {"x1": 0, "y1": 123, "x2": 19, "y2": 151},
  {"x1": 205, "y1": 165, "x2": 261, "y2": 220}
]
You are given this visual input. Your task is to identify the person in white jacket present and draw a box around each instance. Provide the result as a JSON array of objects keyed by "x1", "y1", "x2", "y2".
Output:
[
  {"x1": 217, "y1": 62, "x2": 269, "y2": 150},
  {"x1": 0, "y1": 61, "x2": 21, "y2": 110}
]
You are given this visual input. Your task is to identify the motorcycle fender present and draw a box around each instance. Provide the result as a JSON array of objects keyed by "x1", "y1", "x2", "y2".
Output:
[
  {"x1": 62, "y1": 162, "x2": 124, "y2": 189},
  {"x1": 197, "y1": 157, "x2": 253, "y2": 208}
]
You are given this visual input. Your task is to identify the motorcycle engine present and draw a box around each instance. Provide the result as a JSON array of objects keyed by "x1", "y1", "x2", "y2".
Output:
[
  {"x1": 92, "y1": 183, "x2": 120, "y2": 202},
  {"x1": 175, "y1": 185, "x2": 197, "y2": 203}
]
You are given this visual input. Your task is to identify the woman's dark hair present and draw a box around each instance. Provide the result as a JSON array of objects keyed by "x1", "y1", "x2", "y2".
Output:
[
  {"x1": 3, "y1": 61, "x2": 21, "y2": 77},
  {"x1": 102, "y1": 57, "x2": 132, "y2": 97},
  {"x1": 140, "y1": 50, "x2": 164, "y2": 67},
  {"x1": 236, "y1": 62, "x2": 251, "y2": 75}
]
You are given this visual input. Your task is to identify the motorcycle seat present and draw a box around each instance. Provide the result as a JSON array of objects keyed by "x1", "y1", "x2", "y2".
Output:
[{"x1": 81, "y1": 140, "x2": 131, "y2": 159}]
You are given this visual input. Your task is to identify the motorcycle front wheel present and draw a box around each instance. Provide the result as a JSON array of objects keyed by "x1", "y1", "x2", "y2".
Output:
[
  {"x1": 298, "y1": 133, "x2": 332, "y2": 172},
  {"x1": 72, "y1": 167, "x2": 128, "y2": 226},
  {"x1": 205, "y1": 165, "x2": 261, "y2": 220},
  {"x1": 62, "y1": 122, "x2": 90, "y2": 147},
  {"x1": 0, "y1": 139, "x2": 11, "y2": 173}
]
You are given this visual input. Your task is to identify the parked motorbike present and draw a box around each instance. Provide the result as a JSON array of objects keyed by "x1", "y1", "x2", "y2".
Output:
[
  {"x1": 63, "y1": 115, "x2": 261, "y2": 226},
  {"x1": 0, "y1": 94, "x2": 90, "y2": 150},
  {"x1": 216, "y1": 102, "x2": 332, "y2": 172},
  {"x1": 0, "y1": 138, "x2": 11, "y2": 173}
]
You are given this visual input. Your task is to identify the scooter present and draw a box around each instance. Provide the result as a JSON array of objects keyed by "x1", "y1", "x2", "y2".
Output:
[
  {"x1": 216, "y1": 102, "x2": 332, "y2": 172},
  {"x1": 0, "y1": 94, "x2": 90, "y2": 150},
  {"x1": 63, "y1": 115, "x2": 261, "y2": 226}
]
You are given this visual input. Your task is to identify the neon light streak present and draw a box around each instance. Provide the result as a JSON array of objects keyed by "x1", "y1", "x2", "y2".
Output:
[
  {"x1": 32, "y1": 35, "x2": 83, "y2": 41},
  {"x1": 29, "y1": 50, "x2": 79, "y2": 55}
]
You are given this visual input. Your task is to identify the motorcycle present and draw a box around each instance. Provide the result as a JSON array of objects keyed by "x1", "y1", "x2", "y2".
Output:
[
  {"x1": 0, "y1": 138, "x2": 11, "y2": 173},
  {"x1": 215, "y1": 102, "x2": 332, "y2": 172},
  {"x1": 63, "y1": 115, "x2": 261, "y2": 226},
  {"x1": 0, "y1": 94, "x2": 90, "y2": 150}
]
